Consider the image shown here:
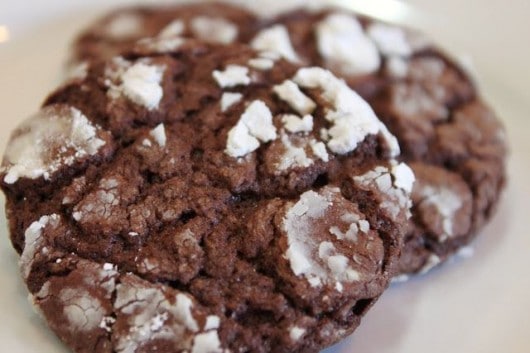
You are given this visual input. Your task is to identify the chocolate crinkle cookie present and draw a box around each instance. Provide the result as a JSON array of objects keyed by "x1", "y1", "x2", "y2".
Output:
[
  {"x1": 0, "y1": 40, "x2": 415, "y2": 353},
  {"x1": 255, "y1": 9, "x2": 507, "y2": 275},
  {"x1": 70, "y1": 3, "x2": 507, "y2": 276}
]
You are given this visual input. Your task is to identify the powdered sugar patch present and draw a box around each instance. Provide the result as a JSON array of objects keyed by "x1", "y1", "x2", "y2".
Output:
[
  {"x1": 1, "y1": 105, "x2": 106, "y2": 184},
  {"x1": 20, "y1": 214, "x2": 61, "y2": 279},
  {"x1": 106, "y1": 59, "x2": 166, "y2": 110},
  {"x1": 315, "y1": 14, "x2": 380, "y2": 75},
  {"x1": 283, "y1": 188, "x2": 362, "y2": 288},
  {"x1": 273, "y1": 80, "x2": 316, "y2": 116},
  {"x1": 213, "y1": 65, "x2": 251, "y2": 88},
  {"x1": 225, "y1": 100, "x2": 277, "y2": 158},
  {"x1": 353, "y1": 162, "x2": 415, "y2": 219},
  {"x1": 293, "y1": 67, "x2": 399, "y2": 156},
  {"x1": 251, "y1": 25, "x2": 301, "y2": 63}
]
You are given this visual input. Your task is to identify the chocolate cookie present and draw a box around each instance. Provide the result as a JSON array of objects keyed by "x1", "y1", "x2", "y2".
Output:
[
  {"x1": 70, "y1": 4, "x2": 507, "y2": 276},
  {"x1": 0, "y1": 41, "x2": 414, "y2": 353},
  {"x1": 70, "y1": 2, "x2": 258, "y2": 65},
  {"x1": 253, "y1": 9, "x2": 507, "y2": 275}
]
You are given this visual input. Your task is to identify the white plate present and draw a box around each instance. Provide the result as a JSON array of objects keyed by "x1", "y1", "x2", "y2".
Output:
[{"x1": 0, "y1": 1, "x2": 529, "y2": 352}]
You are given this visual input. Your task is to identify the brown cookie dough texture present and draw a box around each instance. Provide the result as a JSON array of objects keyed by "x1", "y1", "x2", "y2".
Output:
[
  {"x1": 70, "y1": 3, "x2": 507, "y2": 276},
  {"x1": 70, "y1": 2, "x2": 259, "y2": 66},
  {"x1": 254, "y1": 8, "x2": 507, "y2": 275},
  {"x1": 1, "y1": 41, "x2": 414, "y2": 353}
]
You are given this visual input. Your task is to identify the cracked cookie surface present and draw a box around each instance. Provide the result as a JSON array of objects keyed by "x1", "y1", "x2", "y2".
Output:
[
  {"x1": 1, "y1": 42, "x2": 413, "y2": 353},
  {"x1": 70, "y1": 3, "x2": 507, "y2": 276},
  {"x1": 251, "y1": 10, "x2": 507, "y2": 274},
  {"x1": 259, "y1": 9, "x2": 507, "y2": 275}
]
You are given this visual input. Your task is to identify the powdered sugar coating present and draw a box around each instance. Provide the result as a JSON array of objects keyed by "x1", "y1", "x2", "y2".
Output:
[
  {"x1": 150, "y1": 124, "x2": 167, "y2": 147},
  {"x1": 136, "y1": 36, "x2": 185, "y2": 54},
  {"x1": 391, "y1": 83, "x2": 449, "y2": 121},
  {"x1": 225, "y1": 100, "x2": 277, "y2": 158},
  {"x1": 289, "y1": 326, "x2": 306, "y2": 341},
  {"x1": 276, "y1": 133, "x2": 314, "y2": 171},
  {"x1": 191, "y1": 331, "x2": 224, "y2": 353},
  {"x1": 318, "y1": 241, "x2": 360, "y2": 282},
  {"x1": 238, "y1": 100, "x2": 277, "y2": 142},
  {"x1": 100, "y1": 316, "x2": 116, "y2": 333},
  {"x1": 31, "y1": 261, "x2": 119, "y2": 345},
  {"x1": 114, "y1": 275, "x2": 202, "y2": 353},
  {"x1": 248, "y1": 57, "x2": 275, "y2": 70},
  {"x1": 309, "y1": 139, "x2": 329, "y2": 162},
  {"x1": 419, "y1": 185, "x2": 463, "y2": 240},
  {"x1": 220, "y1": 92, "x2": 243, "y2": 112},
  {"x1": 158, "y1": 20, "x2": 185, "y2": 38},
  {"x1": 103, "y1": 263, "x2": 115, "y2": 271},
  {"x1": 3, "y1": 40, "x2": 415, "y2": 353},
  {"x1": 367, "y1": 23, "x2": 413, "y2": 57},
  {"x1": 392, "y1": 163, "x2": 416, "y2": 194},
  {"x1": 5, "y1": 4, "x2": 504, "y2": 348},
  {"x1": 329, "y1": 212, "x2": 369, "y2": 242},
  {"x1": 273, "y1": 80, "x2": 316, "y2": 116},
  {"x1": 106, "y1": 59, "x2": 166, "y2": 110},
  {"x1": 60, "y1": 288, "x2": 107, "y2": 331},
  {"x1": 283, "y1": 189, "x2": 332, "y2": 286},
  {"x1": 1, "y1": 105, "x2": 106, "y2": 184},
  {"x1": 213, "y1": 65, "x2": 251, "y2": 88},
  {"x1": 315, "y1": 13, "x2": 380, "y2": 75},
  {"x1": 225, "y1": 123, "x2": 260, "y2": 158},
  {"x1": 190, "y1": 16, "x2": 238, "y2": 44},
  {"x1": 293, "y1": 67, "x2": 399, "y2": 156},
  {"x1": 20, "y1": 214, "x2": 60, "y2": 279},
  {"x1": 73, "y1": 177, "x2": 122, "y2": 223},
  {"x1": 251, "y1": 25, "x2": 301, "y2": 63},
  {"x1": 353, "y1": 162, "x2": 415, "y2": 220},
  {"x1": 281, "y1": 114, "x2": 314, "y2": 134},
  {"x1": 220, "y1": 65, "x2": 399, "y2": 171},
  {"x1": 283, "y1": 188, "x2": 367, "y2": 289},
  {"x1": 204, "y1": 316, "x2": 221, "y2": 331}
]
